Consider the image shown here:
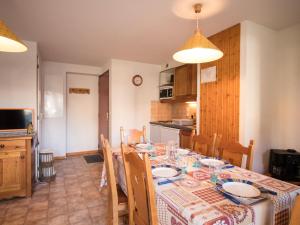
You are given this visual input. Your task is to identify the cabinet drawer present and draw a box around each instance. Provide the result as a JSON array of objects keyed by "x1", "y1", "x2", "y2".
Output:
[{"x1": 0, "y1": 140, "x2": 26, "y2": 151}]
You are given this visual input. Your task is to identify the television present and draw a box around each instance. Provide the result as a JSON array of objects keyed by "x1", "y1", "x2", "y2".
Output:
[{"x1": 0, "y1": 109, "x2": 33, "y2": 131}]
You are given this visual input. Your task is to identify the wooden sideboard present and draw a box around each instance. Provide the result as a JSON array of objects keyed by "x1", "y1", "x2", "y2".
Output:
[{"x1": 0, "y1": 135, "x2": 35, "y2": 199}]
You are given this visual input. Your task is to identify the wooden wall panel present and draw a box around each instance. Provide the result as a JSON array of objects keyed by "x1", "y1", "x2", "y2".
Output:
[{"x1": 200, "y1": 24, "x2": 240, "y2": 143}]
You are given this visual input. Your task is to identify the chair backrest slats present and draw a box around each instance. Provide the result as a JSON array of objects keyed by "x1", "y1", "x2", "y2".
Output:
[
  {"x1": 192, "y1": 133, "x2": 221, "y2": 157},
  {"x1": 120, "y1": 126, "x2": 147, "y2": 145},
  {"x1": 121, "y1": 144, "x2": 158, "y2": 225},
  {"x1": 102, "y1": 138, "x2": 118, "y2": 224},
  {"x1": 220, "y1": 140, "x2": 254, "y2": 170}
]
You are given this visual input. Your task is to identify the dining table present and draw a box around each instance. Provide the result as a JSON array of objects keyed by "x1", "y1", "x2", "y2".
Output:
[{"x1": 101, "y1": 144, "x2": 300, "y2": 225}]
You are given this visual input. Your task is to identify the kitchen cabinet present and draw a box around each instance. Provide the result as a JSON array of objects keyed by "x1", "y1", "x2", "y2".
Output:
[
  {"x1": 150, "y1": 124, "x2": 161, "y2": 143},
  {"x1": 160, "y1": 126, "x2": 180, "y2": 146},
  {"x1": 174, "y1": 64, "x2": 197, "y2": 101},
  {"x1": 150, "y1": 124, "x2": 180, "y2": 146},
  {"x1": 0, "y1": 151, "x2": 26, "y2": 196},
  {"x1": 0, "y1": 136, "x2": 34, "y2": 199}
]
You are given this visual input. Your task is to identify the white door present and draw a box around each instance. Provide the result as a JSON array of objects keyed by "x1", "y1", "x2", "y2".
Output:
[{"x1": 66, "y1": 73, "x2": 98, "y2": 153}]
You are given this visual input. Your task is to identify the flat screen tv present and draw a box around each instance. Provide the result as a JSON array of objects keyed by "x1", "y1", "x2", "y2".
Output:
[{"x1": 0, "y1": 109, "x2": 33, "y2": 131}]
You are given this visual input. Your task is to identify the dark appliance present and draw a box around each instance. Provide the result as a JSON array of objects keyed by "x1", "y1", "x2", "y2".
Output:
[
  {"x1": 0, "y1": 109, "x2": 33, "y2": 131},
  {"x1": 269, "y1": 149, "x2": 300, "y2": 181}
]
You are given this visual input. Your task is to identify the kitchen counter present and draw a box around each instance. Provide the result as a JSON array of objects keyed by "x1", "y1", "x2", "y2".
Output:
[{"x1": 150, "y1": 121, "x2": 196, "y2": 131}]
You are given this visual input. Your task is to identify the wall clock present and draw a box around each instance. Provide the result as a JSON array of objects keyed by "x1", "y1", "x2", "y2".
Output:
[{"x1": 132, "y1": 74, "x2": 143, "y2": 86}]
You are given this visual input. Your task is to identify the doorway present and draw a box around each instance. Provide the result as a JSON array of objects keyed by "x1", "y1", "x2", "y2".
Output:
[
  {"x1": 66, "y1": 73, "x2": 99, "y2": 154},
  {"x1": 98, "y1": 70, "x2": 109, "y2": 149}
]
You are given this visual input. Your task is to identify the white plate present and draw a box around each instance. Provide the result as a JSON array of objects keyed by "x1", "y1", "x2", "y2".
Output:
[
  {"x1": 222, "y1": 182, "x2": 261, "y2": 198},
  {"x1": 152, "y1": 167, "x2": 179, "y2": 178},
  {"x1": 177, "y1": 148, "x2": 190, "y2": 155},
  {"x1": 136, "y1": 143, "x2": 152, "y2": 149},
  {"x1": 200, "y1": 158, "x2": 225, "y2": 167}
]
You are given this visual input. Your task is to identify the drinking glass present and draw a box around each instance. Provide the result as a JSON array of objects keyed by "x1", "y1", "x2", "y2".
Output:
[
  {"x1": 167, "y1": 141, "x2": 177, "y2": 161},
  {"x1": 209, "y1": 164, "x2": 222, "y2": 184},
  {"x1": 176, "y1": 155, "x2": 188, "y2": 174}
]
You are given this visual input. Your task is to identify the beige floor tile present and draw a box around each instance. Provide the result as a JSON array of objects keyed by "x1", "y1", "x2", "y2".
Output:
[
  {"x1": 29, "y1": 200, "x2": 49, "y2": 211},
  {"x1": 68, "y1": 209, "x2": 91, "y2": 224},
  {"x1": 26, "y1": 209, "x2": 48, "y2": 222},
  {"x1": 0, "y1": 156, "x2": 105, "y2": 225},
  {"x1": 48, "y1": 215, "x2": 69, "y2": 225},
  {"x1": 48, "y1": 204, "x2": 68, "y2": 218},
  {"x1": 2, "y1": 217, "x2": 26, "y2": 225}
]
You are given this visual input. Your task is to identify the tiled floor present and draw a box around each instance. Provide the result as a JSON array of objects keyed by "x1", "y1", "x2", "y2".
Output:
[{"x1": 0, "y1": 156, "x2": 109, "y2": 225}]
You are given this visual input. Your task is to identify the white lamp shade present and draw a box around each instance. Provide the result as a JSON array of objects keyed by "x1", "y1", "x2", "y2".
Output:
[
  {"x1": 0, "y1": 21, "x2": 27, "y2": 52},
  {"x1": 173, "y1": 30, "x2": 223, "y2": 64}
]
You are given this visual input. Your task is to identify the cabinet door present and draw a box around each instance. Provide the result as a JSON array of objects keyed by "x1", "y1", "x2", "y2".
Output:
[
  {"x1": 0, "y1": 151, "x2": 26, "y2": 194},
  {"x1": 174, "y1": 64, "x2": 197, "y2": 98},
  {"x1": 160, "y1": 127, "x2": 180, "y2": 146},
  {"x1": 150, "y1": 125, "x2": 161, "y2": 143},
  {"x1": 191, "y1": 64, "x2": 197, "y2": 96},
  {"x1": 174, "y1": 65, "x2": 190, "y2": 97}
]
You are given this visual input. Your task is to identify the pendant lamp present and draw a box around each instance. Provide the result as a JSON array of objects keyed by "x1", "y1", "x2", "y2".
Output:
[
  {"x1": 173, "y1": 4, "x2": 223, "y2": 64},
  {"x1": 0, "y1": 20, "x2": 27, "y2": 52}
]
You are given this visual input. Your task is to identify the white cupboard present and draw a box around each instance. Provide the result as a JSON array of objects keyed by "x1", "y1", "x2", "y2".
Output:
[{"x1": 150, "y1": 124, "x2": 180, "y2": 146}]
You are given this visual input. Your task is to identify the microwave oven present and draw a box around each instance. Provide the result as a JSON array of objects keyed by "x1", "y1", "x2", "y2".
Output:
[{"x1": 159, "y1": 86, "x2": 173, "y2": 100}]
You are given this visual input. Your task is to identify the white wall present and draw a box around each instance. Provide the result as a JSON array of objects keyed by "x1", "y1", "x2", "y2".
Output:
[
  {"x1": 109, "y1": 59, "x2": 160, "y2": 147},
  {"x1": 41, "y1": 61, "x2": 102, "y2": 157},
  {"x1": 66, "y1": 74, "x2": 99, "y2": 153},
  {"x1": 240, "y1": 21, "x2": 300, "y2": 173},
  {"x1": 271, "y1": 24, "x2": 300, "y2": 151},
  {"x1": 0, "y1": 41, "x2": 38, "y2": 125}
]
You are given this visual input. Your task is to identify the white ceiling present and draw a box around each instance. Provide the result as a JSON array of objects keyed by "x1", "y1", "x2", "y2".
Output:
[{"x1": 1, "y1": 0, "x2": 300, "y2": 66}]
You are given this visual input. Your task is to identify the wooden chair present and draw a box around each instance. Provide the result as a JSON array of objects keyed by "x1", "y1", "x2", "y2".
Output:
[
  {"x1": 290, "y1": 195, "x2": 300, "y2": 225},
  {"x1": 179, "y1": 129, "x2": 195, "y2": 149},
  {"x1": 120, "y1": 126, "x2": 147, "y2": 145},
  {"x1": 121, "y1": 144, "x2": 158, "y2": 225},
  {"x1": 102, "y1": 139, "x2": 128, "y2": 225},
  {"x1": 219, "y1": 140, "x2": 254, "y2": 170},
  {"x1": 192, "y1": 133, "x2": 222, "y2": 157},
  {"x1": 211, "y1": 134, "x2": 223, "y2": 157}
]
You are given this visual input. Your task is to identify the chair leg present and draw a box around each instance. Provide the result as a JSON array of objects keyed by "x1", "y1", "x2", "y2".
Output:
[{"x1": 119, "y1": 215, "x2": 128, "y2": 225}]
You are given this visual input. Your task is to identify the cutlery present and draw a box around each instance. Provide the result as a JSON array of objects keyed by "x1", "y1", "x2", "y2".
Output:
[
  {"x1": 157, "y1": 177, "x2": 183, "y2": 186},
  {"x1": 221, "y1": 165, "x2": 235, "y2": 169},
  {"x1": 216, "y1": 188, "x2": 241, "y2": 205},
  {"x1": 260, "y1": 187, "x2": 277, "y2": 196}
]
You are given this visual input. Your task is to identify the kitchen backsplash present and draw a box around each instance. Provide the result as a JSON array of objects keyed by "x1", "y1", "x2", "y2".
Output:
[
  {"x1": 150, "y1": 101, "x2": 197, "y2": 121},
  {"x1": 172, "y1": 102, "x2": 197, "y2": 119},
  {"x1": 151, "y1": 101, "x2": 172, "y2": 121}
]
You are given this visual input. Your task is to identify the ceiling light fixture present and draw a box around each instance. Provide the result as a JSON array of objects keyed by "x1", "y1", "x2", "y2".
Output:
[
  {"x1": 0, "y1": 20, "x2": 27, "y2": 52},
  {"x1": 173, "y1": 4, "x2": 223, "y2": 64}
]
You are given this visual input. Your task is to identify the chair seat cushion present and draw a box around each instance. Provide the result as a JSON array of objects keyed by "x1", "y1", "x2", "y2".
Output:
[{"x1": 117, "y1": 184, "x2": 128, "y2": 204}]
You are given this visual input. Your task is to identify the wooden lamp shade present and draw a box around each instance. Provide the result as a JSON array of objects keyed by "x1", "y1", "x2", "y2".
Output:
[
  {"x1": 0, "y1": 20, "x2": 27, "y2": 52},
  {"x1": 173, "y1": 3, "x2": 223, "y2": 64},
  {"x1": 173, "y1": 30, "x2": 223, "y2": 64}
]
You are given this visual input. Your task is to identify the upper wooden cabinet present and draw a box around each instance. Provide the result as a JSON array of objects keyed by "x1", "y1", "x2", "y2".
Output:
[{"x1": 174, "y1": 64, "x2": 197, "y2": 101}]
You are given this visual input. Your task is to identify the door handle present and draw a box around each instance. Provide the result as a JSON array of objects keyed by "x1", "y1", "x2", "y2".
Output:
[
  {"x1": 106, "y1": 112, "x2": 109, "y2": 120},
  {"x1": 20, "y1": 155, "x2": 25, "y2": 159},
  {"x1": 0, "y1": 144, "x2": 4, "y2": 148}
]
